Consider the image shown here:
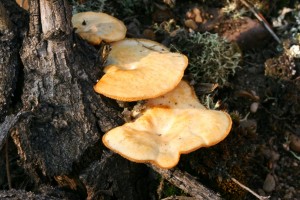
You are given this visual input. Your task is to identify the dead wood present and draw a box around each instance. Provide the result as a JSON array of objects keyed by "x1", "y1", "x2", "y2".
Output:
[
  {"x1": 0, "y1": 1, "x2": 22, "y2": 120},
  {"x1": 0, "y1": 189, "x2": 62, "y2": 200},
  {"x1": 150, "y1": 164, "x2": 223, "y2": 200},
  {"x1": 0, "y1": 186, "x2": 80, "y2": 200},
  {"x1": 10, "y1": 0, "x2": 123, "y2": 178}
]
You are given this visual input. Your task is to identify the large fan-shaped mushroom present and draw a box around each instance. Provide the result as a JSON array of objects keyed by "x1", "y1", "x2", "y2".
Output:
[
  {"x1": 94, "y1": 39, "x2": 188, "y2": 101},
  {"x1": 102, "y1": 81, "x2": 232, "y2": 168}
]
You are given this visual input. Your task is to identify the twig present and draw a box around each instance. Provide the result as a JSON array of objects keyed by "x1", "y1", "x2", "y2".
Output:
[
  {"x1": 148, "y1": 164, "x2": 223, "y2": 200},
  {"x1": 5, "y1": 138, "x2": 12, "y2": 189},
  {"x1": 240, "y1": 0, "x2": 281, "y2": 44},
  {"x1": 230, "y1": 177, "x2": 270, "y2": 200}
]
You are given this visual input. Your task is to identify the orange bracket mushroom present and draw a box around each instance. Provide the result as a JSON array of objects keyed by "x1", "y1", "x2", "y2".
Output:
[
  {"x1": 146, "y1": 80, "x2": 206, "y2": 109},
  {"x1": 94, "y1": 39, "x2": 188, "y2": 101},
  {"x1": 102, "y1": 81, "x2": 232, "y2": 169},
  {"x1": 72, "y1": 11, "x2": 127, "y2": 45}
]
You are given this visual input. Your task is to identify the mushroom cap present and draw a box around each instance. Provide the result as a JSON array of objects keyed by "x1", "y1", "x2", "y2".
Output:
[
  {"x1": 72, "y1": 12, "x2": 127, "y2": 45},
  {"x1": 103, "y1": 81, "x2": 232, "y2": 168},
  {"x1": 16, "y1": 0, "x2": 29, "y2": 10},
  {"x1": 102, "y1": 107, "x2": 232, "y2": 169},
  {"x1": 146, "y1": 81, "x2": 206, "y2": 109},
  {"x1": 94, "y1": 39, "x2": 188, "y2": 101}
]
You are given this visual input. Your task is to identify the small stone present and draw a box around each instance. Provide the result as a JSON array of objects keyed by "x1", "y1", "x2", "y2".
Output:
[
  {"x1": 289, "y1": 134, "x2": 300, "y2": 153},
  {"x1": 263, "y1": 173, "x2": 276, "y2": 193},
  {"x1": 292, "y1": 161, "x2": 298, "y2": 167},
  {"x1": 270, "y1": 150, "x2": 280, "y2": 162},
  {"x1": 250, "y1": 102, "x2": 259, "y2": 113}
]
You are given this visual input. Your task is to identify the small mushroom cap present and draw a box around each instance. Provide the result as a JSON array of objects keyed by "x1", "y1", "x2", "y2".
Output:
[
  {"x1": 102, "y1": 107, "x2": 232, "y2": 169},
  {"x1": 146, "y1": 81, "x2": 206, "y2": 109},
  {"x1": 94, "y1": 39, "x2": 188, "y2": 101},
  {"x1": 72, "y1": 12, "x2": 127, "y2": 45}
]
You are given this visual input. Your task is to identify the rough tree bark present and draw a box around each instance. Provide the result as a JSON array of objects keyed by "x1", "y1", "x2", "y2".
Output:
[
  {"x1": 0, "y1": 0, "x2": 24, "y2": 121},
  {"x1": 0, "y1": 0, "x2": 223, "y2": 199}
]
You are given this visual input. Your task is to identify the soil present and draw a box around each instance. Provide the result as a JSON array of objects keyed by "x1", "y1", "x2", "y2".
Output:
[{"x1": 1, "y1": 0, "x2": 299, "y2": 199}]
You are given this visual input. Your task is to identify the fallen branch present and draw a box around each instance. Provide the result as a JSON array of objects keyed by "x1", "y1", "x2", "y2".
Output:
[{"x1": 149, "y1": 164, "x2": 223, "y2": 200}]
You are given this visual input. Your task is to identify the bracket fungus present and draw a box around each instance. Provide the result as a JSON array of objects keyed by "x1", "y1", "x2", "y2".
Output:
[
  {"x1": 146, "y1": 81, "x2": 206, "y2": 109},
  {"x1": 72, "y1": 12, "x2": 127, "y2": 45},
  {"x1": 94, "y1": 39, "x2": 188, "y2": 101},
  {"x1": 102, "y1": 81, "x2": 232, "y2": 169}
]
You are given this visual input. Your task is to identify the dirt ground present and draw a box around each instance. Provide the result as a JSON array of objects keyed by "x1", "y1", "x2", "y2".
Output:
[{"x1": 1, "y1": 0, "x2": 300, "y2": 199}]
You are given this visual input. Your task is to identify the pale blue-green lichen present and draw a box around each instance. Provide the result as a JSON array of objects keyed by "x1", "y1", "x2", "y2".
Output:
[{"x1": 172, "y1": 32, "x2": 241, "y2": 86}]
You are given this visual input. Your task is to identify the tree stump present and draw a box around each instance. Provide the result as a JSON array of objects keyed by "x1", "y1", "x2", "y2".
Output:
[{"x1": 1, "y1": 0, "x2": 153, "y2": 199}]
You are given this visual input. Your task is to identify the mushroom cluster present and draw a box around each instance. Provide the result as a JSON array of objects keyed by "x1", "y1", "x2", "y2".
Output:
[{"x1": 72, "y1": 11, "x2": 232, "y2": 169}]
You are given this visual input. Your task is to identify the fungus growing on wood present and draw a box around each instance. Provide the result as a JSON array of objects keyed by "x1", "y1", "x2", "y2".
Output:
[
  {"x1": 72, "y1": 12, "x2": 127, "y2": 45},
  {"x1": 146, "y1": 81, "x2": 206, "y2": 109},
  {"x1": 102, "y1": 81, "x2": 232, "y2": 168},
  {"x1": 94, "y1": 39, "x2": 188, "y2": 101}
]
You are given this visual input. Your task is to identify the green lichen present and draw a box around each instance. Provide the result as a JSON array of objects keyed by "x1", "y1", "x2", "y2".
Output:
[{"x1": 172, "y1": 32, "x2": 241, "y2": 86}]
